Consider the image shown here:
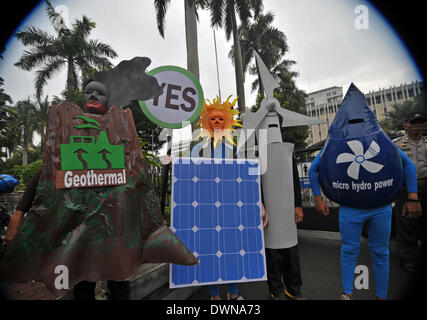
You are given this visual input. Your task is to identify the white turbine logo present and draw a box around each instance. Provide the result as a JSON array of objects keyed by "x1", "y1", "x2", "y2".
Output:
[{"x1": 336, "y1": 140, "x2": 384, "y2": 180}]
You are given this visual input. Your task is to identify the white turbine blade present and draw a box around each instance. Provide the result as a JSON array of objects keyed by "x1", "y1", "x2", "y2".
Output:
[
  {"x1": 240, "y1": 106, "x2": 269, "y2": 143},
  {"x1": 347, "y1": 140, "x2": 364, "y2": 156},
  {"x1": 336, "y1": 153, "x2": 355, "y2": 164},
  {"x1": 364, "y1": 141, "x2": 381, "y2": 160},
  {"x1": 347, "y1": 162, "x2": 360, "y2": 180},
  {"x1": 254, "y1": 50, "x2": 279, "y2": 100},
  {"x1": 361, "y1": 160, "x2": 384, "y2": 173},
  {"x1": 275, "y1": 106, "x2": 327, "y2": 127}
]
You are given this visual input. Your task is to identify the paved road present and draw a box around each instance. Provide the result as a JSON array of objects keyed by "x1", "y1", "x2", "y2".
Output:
[{"x1": 188, "y1": 230, "x2": 416, "y2": 300}]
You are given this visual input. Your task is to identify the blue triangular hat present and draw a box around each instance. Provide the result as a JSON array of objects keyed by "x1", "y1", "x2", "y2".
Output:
[{"x1": 328, "y1": 83, "x2": 381, "y2": 139}]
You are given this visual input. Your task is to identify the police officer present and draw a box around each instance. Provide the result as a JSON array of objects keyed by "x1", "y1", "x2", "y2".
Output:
[{"x1": 393, "y1": 113, "x2": 427, "y2": 273}]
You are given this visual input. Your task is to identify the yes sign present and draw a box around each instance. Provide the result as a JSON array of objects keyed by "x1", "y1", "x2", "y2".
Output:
[{"x1": 139, "y1": 66, "x2": 204, "y2": 128}]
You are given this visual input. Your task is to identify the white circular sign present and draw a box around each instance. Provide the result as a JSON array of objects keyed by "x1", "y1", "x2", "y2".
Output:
[{"x1": 139, "y1": 66, "x2": 204, "y2": 128}]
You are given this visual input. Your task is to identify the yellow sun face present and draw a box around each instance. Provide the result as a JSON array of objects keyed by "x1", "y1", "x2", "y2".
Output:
[{"x1": 196, "y1": 95, "x2": 242, "y2": 148}]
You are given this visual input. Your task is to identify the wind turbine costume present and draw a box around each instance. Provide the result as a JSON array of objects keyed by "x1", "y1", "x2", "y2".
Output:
[{"x1": 239, "y1": 52, "x2": 324, "y2": 299}]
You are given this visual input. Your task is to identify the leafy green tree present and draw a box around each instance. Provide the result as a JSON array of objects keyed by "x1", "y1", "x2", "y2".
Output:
[
  {"x1": 10, "y1": 99, "x2": 39, "y2": 165},
  {"x1": 14, "y1": 0, "x2": 117, "y2": 100},
  {"x1": 154, "y1": 0, "x2": 208, "y2": 81},
  {"x1": 235, "y1": 10, "x2": 308, "y2": 154},
  {"x1": 0, "y1": 77, "x2": 17, "y2": 161},
  {"x1": 207, "y1": 0, "x2": 263, "y2": 112},
  {"x1": 230, "y1": 11, "x2": 288, "y2": 95},
  {"x1": 127, "y1": 101, "x2": 166, "y2": 154}
]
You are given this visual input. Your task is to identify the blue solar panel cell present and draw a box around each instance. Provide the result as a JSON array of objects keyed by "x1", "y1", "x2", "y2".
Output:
[
  {"x1": 170, "y1": 157, "x2": 267, "y2": 288},
  {"x1": 218, "y1": 205, "x2": 240, "y2": 228}
]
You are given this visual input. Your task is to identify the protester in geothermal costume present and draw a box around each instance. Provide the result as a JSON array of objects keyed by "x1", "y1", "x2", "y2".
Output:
[
  {"x1": 308, "y1": 83, "x2": 421, "y2": 300},
  {"x1": 192, "y1": 96, "x2": 268, "y2": 300},
  {"x1": 1, "y1": 77, "x2": 198, "y2": 300}
]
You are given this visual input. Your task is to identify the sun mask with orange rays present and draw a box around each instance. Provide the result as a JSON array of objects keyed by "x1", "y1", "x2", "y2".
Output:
[{"x1": 196, "y1": 95, "x2": 242, "y2": 148}]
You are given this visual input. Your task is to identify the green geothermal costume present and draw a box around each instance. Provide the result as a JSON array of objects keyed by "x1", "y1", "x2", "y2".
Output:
[{"x1": 0, "y1": 101, "x2": 198, "y2": 297}]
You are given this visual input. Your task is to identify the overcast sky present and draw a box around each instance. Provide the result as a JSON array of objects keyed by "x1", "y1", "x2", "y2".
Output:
[
  {"x1": 0, "y1": 0, "x2": 423, "y2": 147},
  {"x1": 0, "y1": 0, "x2": 422, "y2": 104}
]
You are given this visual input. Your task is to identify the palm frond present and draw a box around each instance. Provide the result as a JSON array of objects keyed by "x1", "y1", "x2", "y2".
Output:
[
  {"x1": 235, "y1": 0, "x2": 252, "y2": 24},
  {"x1": 34, "y1": 57, "x2": 66, "y2": 100},
  {"x1": 44, "y1": 0, "x2": 62, "y2": 25},
  {"x1": 15, "y1": 26, "x2": 55, "y2": 46},
  {"x1": 154, "y1": 0, "x2": 171, "y2": 38},
  {"x1": 209, "y1": 0, "x2": 224, "y2": 29},
  {"x1": 71, "y1": 15, "x2": 96, "y2": 40},
  {"x1": 85, "y1": 39, "x2": 118, "y2": 59}
]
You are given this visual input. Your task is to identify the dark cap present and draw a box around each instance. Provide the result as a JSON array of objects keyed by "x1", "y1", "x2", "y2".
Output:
[{"x1": 405, "y1": 113, "x2": 427, "y2": 124}]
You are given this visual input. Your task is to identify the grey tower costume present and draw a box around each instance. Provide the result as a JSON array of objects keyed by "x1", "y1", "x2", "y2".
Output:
[
  {"x1": 238, "y1": 51, "x2": 324, "y2": 298},
  {"x1": 238, "y1": 51, "x2": 324, "y2": 249}
]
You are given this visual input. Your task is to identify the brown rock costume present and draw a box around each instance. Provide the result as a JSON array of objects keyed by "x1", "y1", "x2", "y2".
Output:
[{"x1": 0, "y1": 101, "x2": 198, "y2": 297}]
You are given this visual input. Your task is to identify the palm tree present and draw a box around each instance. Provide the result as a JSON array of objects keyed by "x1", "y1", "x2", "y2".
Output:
[
  {"x1": 0, "y1": 77, "x2": 17, "y2": 160},
  {"x1": 154, "y1": 0, "x2": 207, "y2": 80},
  {"x1": 34, "y1": 95, "x2": 51, "y2": 147},
  {"x1": 232, "y1": 11, "x2": 289, "y2": 95},
  {"x1": 12, "y1": 99, "x2": 39, "y2": 165},
  {"x1": 207, "y1": 0, "x2": 263, "y2": 112},
  {"x1": 14, "y1": 0, "x2": 117, "y2": 100},
  {"x1": 380, "y1": 94, "x2": 427, "y2": 137}
]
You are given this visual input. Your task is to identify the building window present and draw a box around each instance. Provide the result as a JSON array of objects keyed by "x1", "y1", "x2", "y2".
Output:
[
  {"x1": 386, "y1": 94, "x2": 392, "y2": 102},
  {"x1": 376, "y1": 96, "x2": 381, "y2": 104},
  {"x1": 367, "y1": 97, "x2": 371, "y2": 105}
]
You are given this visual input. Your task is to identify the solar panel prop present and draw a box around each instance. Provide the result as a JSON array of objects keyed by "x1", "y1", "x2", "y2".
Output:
[{"x1": 170, "y1": 157, "x2": 267, "y2": 288}]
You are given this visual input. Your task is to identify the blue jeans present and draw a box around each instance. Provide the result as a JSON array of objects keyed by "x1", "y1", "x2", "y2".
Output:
[
  {"x1": 209, "y1": 283, "x2": 238, "y2": 297},
  {"x1": 339, "y1": 205, "x2": 392, "y2": 299}
]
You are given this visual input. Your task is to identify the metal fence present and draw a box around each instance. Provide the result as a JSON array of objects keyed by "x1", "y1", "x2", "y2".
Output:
[{"x1": 147, "y1": 164, "x2": 172, "y2": 219}]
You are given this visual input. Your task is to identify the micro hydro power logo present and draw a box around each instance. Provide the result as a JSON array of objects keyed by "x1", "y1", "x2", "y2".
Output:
[{"x1": 336, "y1": 140, "x2": 384, "y2": 180}]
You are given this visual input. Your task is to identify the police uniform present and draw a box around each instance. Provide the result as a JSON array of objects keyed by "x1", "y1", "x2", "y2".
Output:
[{"x1": 393, "y1": 133, "x2": 427, "y2": 268}]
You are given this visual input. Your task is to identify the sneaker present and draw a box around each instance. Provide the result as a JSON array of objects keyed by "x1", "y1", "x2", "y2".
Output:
[
  {"x1": 227, "y1": 293, "x2": 244, "y2": 300},
  {"x1": 270, "y1": 290, "x2": 287, "y2": 300},
  {"x1": 340, "y1": 293, "x2": 352, "y2": 300},
  {"x1": 284, "y1": 290, "x2": 307, "y2": 300}
]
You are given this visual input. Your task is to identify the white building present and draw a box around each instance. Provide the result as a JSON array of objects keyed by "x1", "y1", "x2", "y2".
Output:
[{"x1": 305, "y1": 81, "x2": 424, "y2": 146}]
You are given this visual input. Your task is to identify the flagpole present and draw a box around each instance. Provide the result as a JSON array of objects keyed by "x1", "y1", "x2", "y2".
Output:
[{"x1": 213, "y1": 29, "x2": 222, "y2": 101}]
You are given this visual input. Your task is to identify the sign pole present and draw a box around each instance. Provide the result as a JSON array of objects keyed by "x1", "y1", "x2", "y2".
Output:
[{"x1": 161, "y1": 129, "x2": 173, "y2": 215}]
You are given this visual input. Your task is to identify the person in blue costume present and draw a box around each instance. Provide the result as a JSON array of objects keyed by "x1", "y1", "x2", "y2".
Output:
[
  {"x1": 163, "y1": 96, "x2": 268, "y2": 300},
  {"x1": 308, "y1": 83, "x2": 422, "y2": 300},
  {"x1": 194, "y1": 96, "x2": 267, "y2": 300}
]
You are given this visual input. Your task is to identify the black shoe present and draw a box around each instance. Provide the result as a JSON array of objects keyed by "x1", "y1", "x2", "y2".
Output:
[
  {"x1": 284, "y1": 290, "x2": 307, "y2": 300},
  {"x1": 270, "y1": 290, "x2": 287, "y2": 300},
  {"x1": 401, "y1": 263, "x2": 416, "y2": 273}
]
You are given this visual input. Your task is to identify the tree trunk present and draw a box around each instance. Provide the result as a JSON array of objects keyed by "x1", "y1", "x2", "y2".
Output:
[
  {"x1": 230, "y1": 6, "x2": 246, "y2": 113},
  {"x1": 184, "y1": 0, "x2": 200, "y2": 131},
  {"x1": 66, "y1": 60, "x2": 77, "y2": 92},
  {"x1": 184, "y1": 0, "x2": 200, "y2": 80},
  {"x1": 255, "y1": 59, "x2": 264, "y2": 97},
  {"x1": 22, "y1": 127, "x2": 28, "y2": 166}
]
